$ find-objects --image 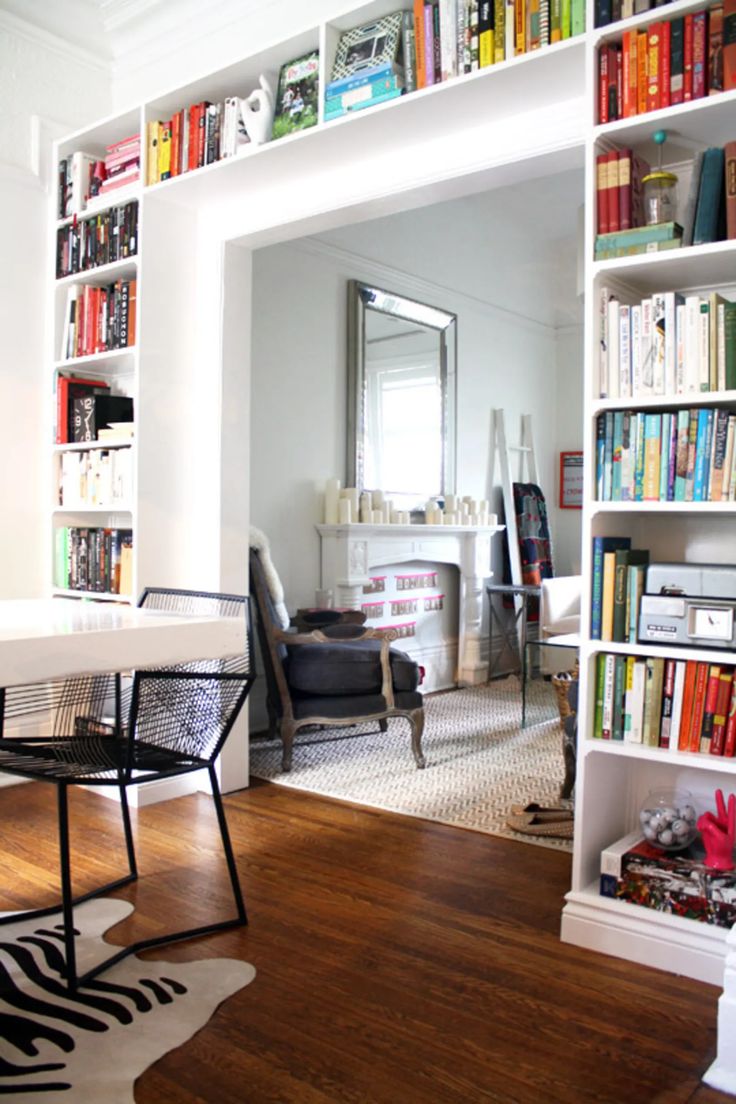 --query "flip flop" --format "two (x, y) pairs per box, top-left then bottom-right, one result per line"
(506, 812), (575, 838)
(509, 802), (574, 819)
